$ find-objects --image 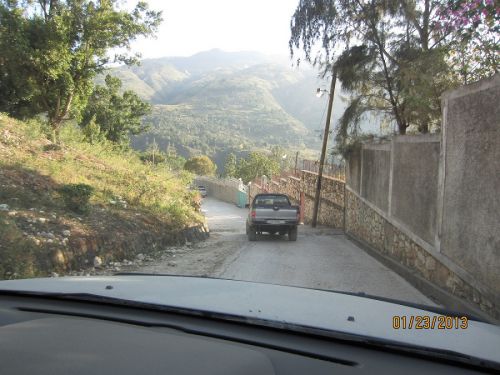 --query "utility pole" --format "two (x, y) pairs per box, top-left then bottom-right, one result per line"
(312, 72), (337, 228)
(294, 151), (299, 176)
